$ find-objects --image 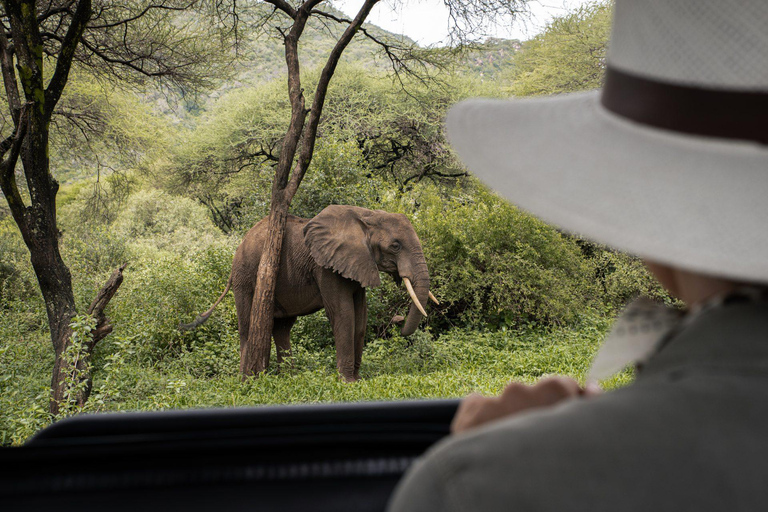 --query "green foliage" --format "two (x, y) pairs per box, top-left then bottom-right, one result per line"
(112, 189), (223, 253)
(109, 243), (236, 362)
(456, 38), (522, 79)
(51, 75), (174, 185)
(167, 65), (494, 232)
(0, 332), (51, 445)
(588, 246), (677, 308)
(507, 2), (612, 96)
(1, 310), (631, 444)
(55, 315), (97, 419)
(0, 219), (38, 308)
(382, 184), (601, 329)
